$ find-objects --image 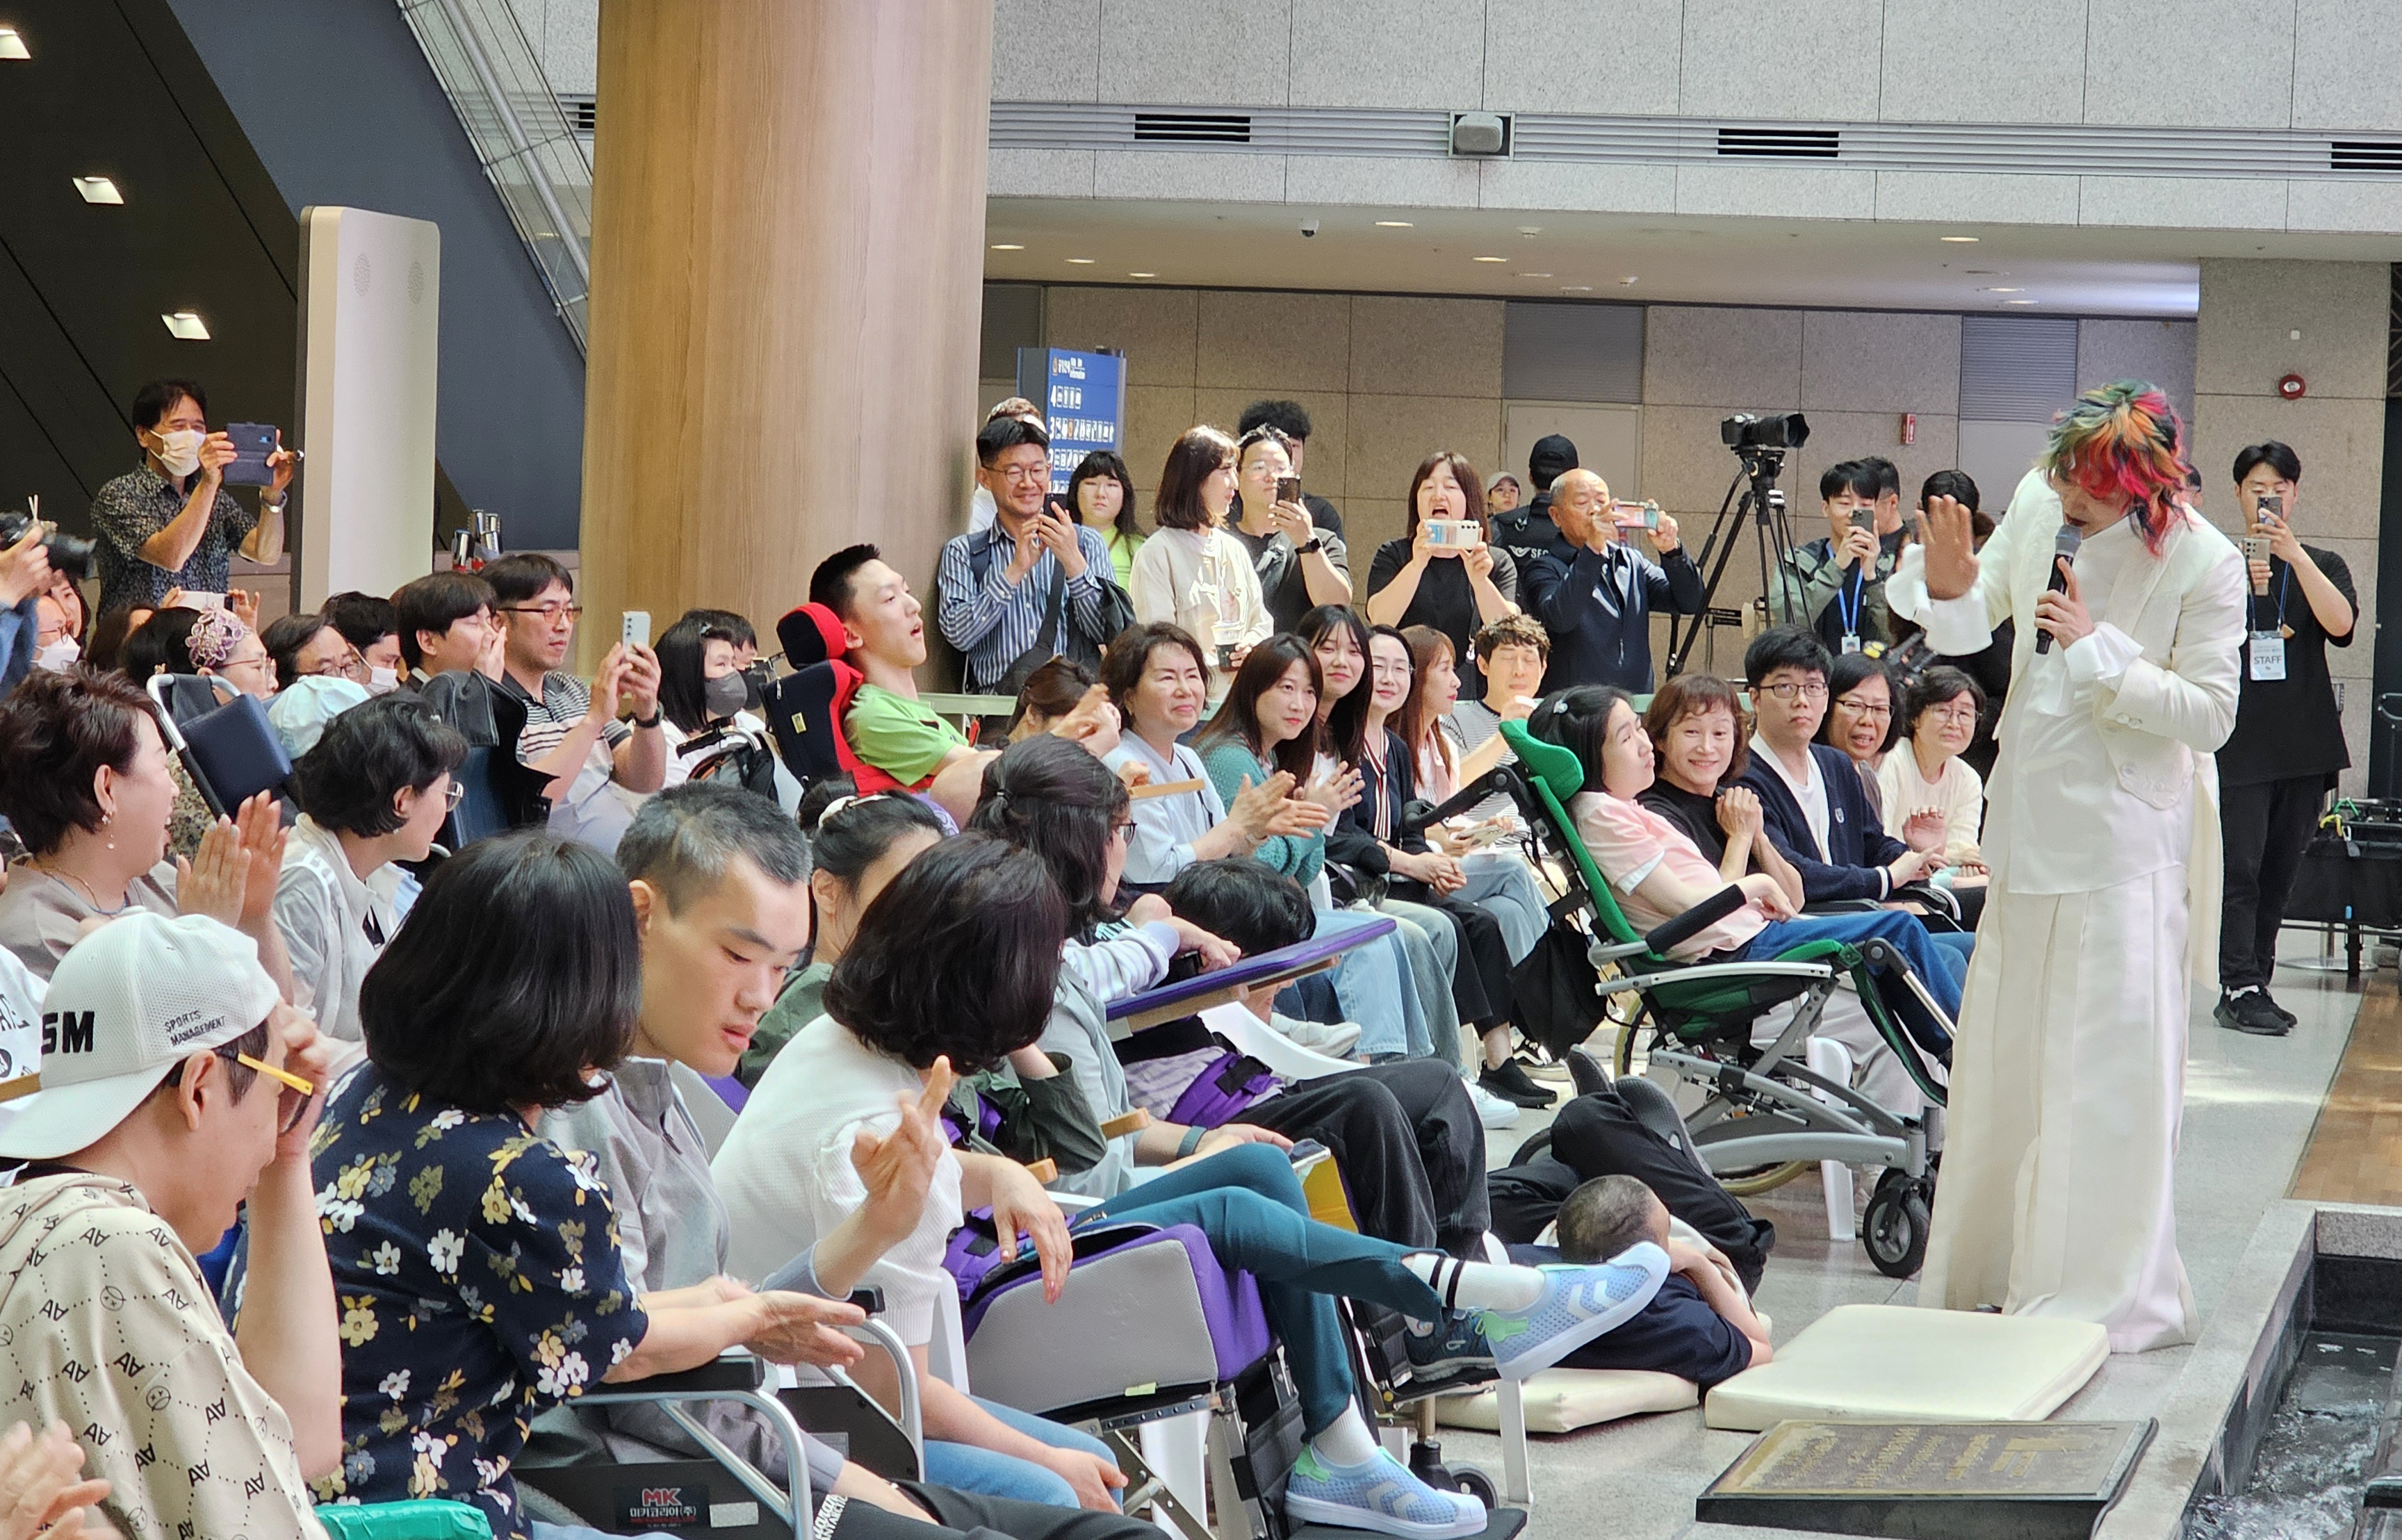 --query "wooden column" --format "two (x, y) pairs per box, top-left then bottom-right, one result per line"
(578, 0), (993, 663)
